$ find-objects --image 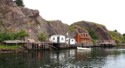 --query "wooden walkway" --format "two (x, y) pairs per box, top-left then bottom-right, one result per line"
(24, 42), (53, 50)
(24, 42), (77, 50)
(96, 40), (116, 46)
